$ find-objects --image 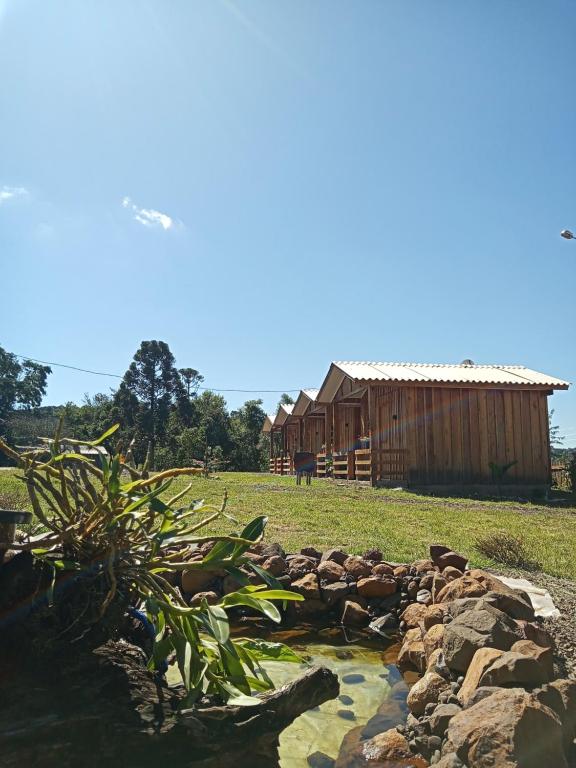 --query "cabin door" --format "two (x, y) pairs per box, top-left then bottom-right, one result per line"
(376, 388), (407, 484)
